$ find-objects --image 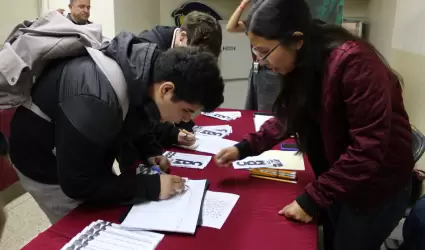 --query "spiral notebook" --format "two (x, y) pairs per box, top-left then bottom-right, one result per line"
(121, 179), (208, 234)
